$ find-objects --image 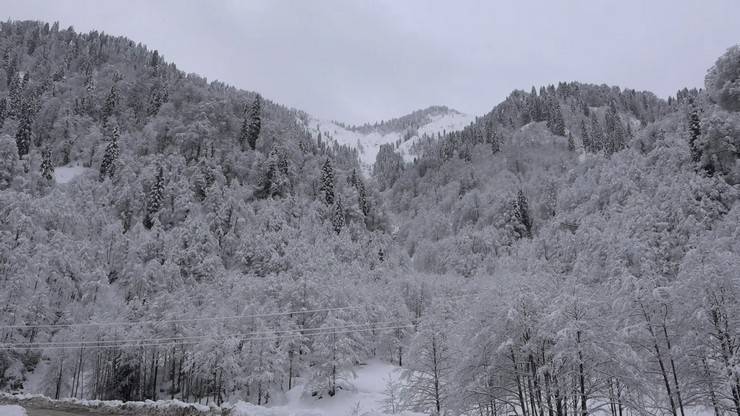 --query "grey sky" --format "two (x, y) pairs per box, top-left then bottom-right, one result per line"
(4, 0), (740, 123)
